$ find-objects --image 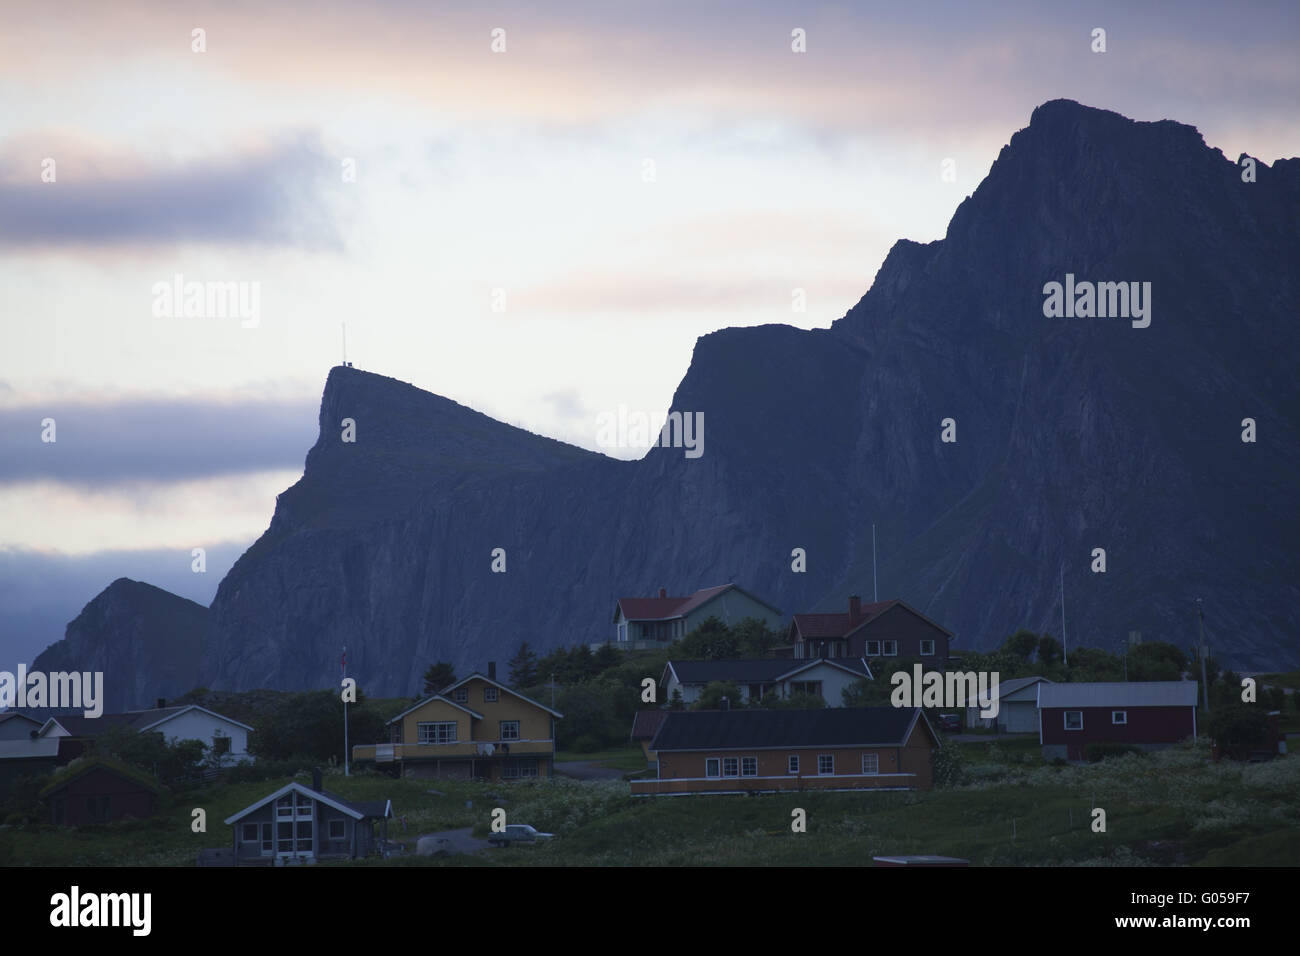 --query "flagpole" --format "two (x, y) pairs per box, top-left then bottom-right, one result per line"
(343, 645), (350, 777)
